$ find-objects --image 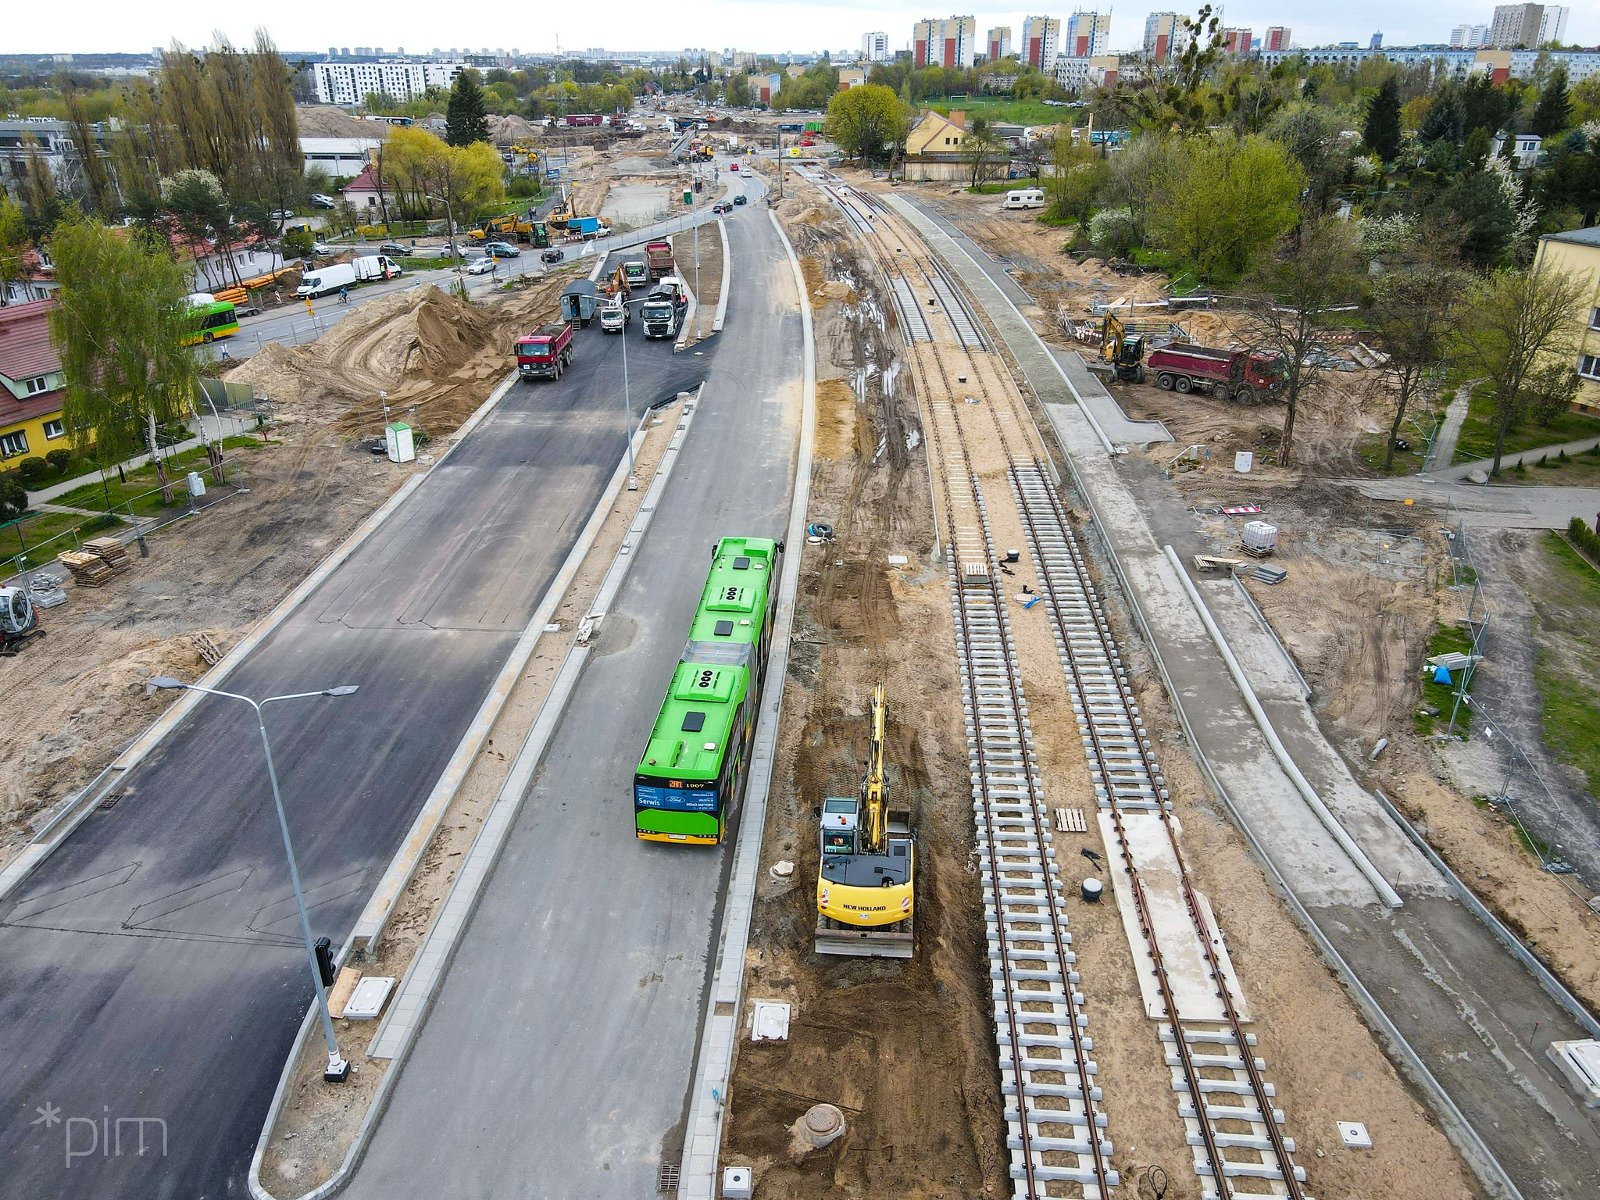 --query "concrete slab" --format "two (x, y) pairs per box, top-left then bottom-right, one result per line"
(1100, 811), (1247, 1023)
